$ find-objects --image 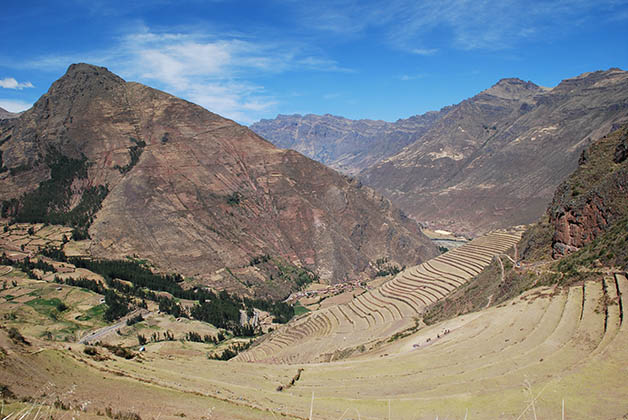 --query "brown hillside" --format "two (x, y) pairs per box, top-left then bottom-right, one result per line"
(363, 69), (628, 235)
(0, 63), (437, 298)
